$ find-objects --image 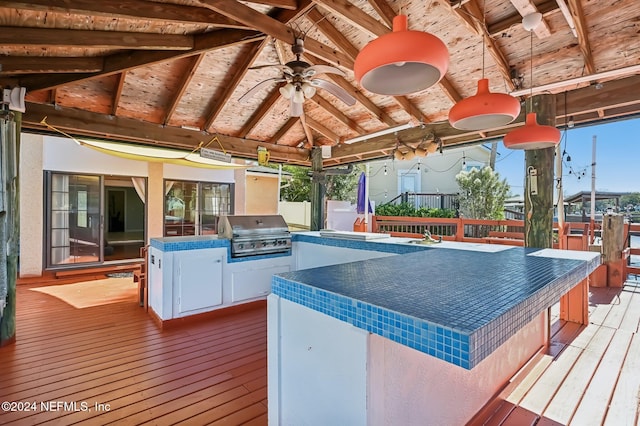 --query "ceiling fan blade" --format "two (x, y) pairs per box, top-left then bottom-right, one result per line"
(277, 64), (295, 76)
(238, 78), (285, 103)
(309, 79), (356, 106)
(303, 65), (345, 78)
(290, 98), (303, 117)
